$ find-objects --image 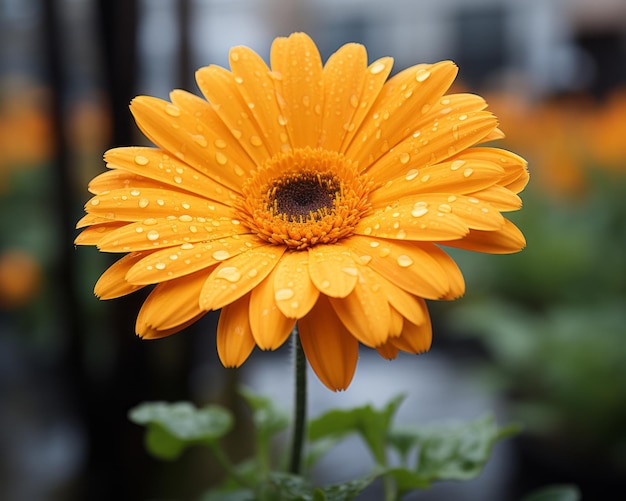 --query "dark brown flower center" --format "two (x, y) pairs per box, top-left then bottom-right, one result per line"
(271, 173), (339, 221)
